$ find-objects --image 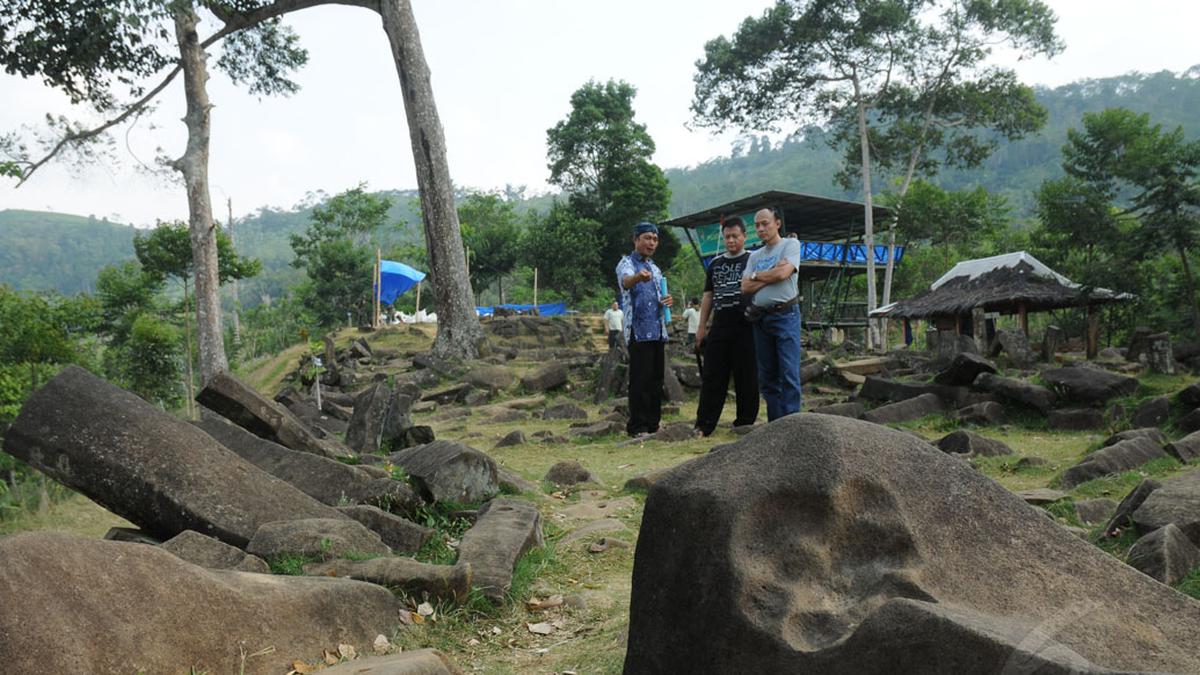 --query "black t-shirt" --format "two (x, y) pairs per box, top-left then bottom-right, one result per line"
(704, 252), (751, 325)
